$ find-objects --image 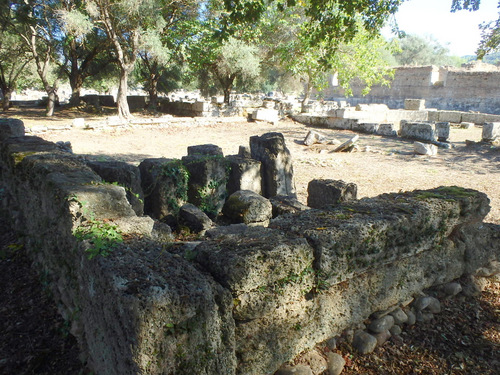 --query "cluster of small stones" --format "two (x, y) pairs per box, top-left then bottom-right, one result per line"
(272, 277), (490, 375)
